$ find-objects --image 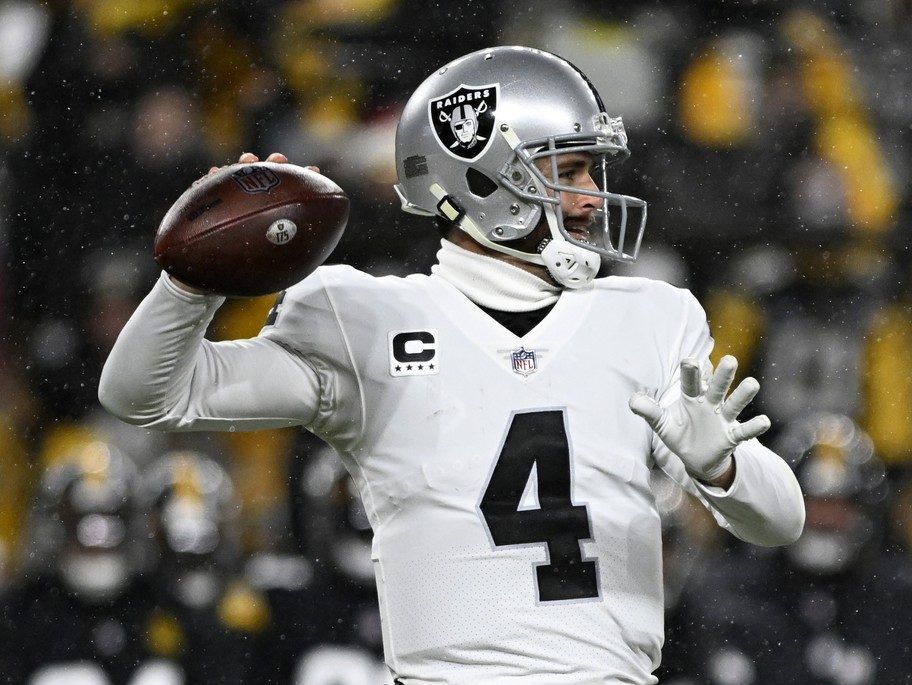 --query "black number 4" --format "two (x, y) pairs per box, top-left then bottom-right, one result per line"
(479, 409), (599, 602)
